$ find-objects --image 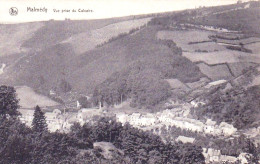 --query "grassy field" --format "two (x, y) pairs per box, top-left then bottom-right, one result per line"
(157, 30), (213, 43)
(184, 42), (226, 52)
(183, 51), (260, 65)
(15, 86), (59, 109)
(21, 17), (135, 49)
(0, 22), (43, 57)
(216, 37), (260, 45)
(188, 6), (260, 34)
(156, 30), (225, 52)
(197, 63), (233, 80)
(228, 62), (258, 77)
(165, 79), (190, 90)
(245, 42), (260, 54)
(63, 18), (151, 54)
(186, 77), (210, 89)
(250, 75), (260, 87)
